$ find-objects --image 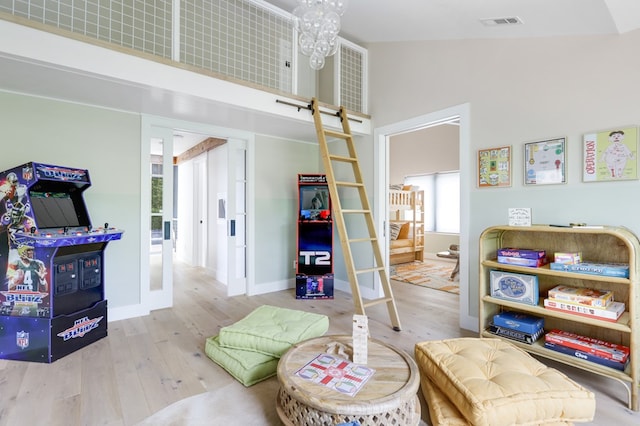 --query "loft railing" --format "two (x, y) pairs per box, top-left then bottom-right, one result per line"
(0, 0), (367, 113)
